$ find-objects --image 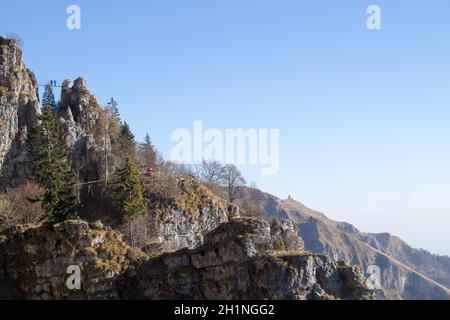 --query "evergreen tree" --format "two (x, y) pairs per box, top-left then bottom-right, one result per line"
(42, 83), (58, 111)
(120, 122), (136, 160)
(115, 157), (147, 219)
(107, 98), (120, 121)
(138, 133), (157, 170)
(103, 99), (121, 162)
(27, 106), (77, 222)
